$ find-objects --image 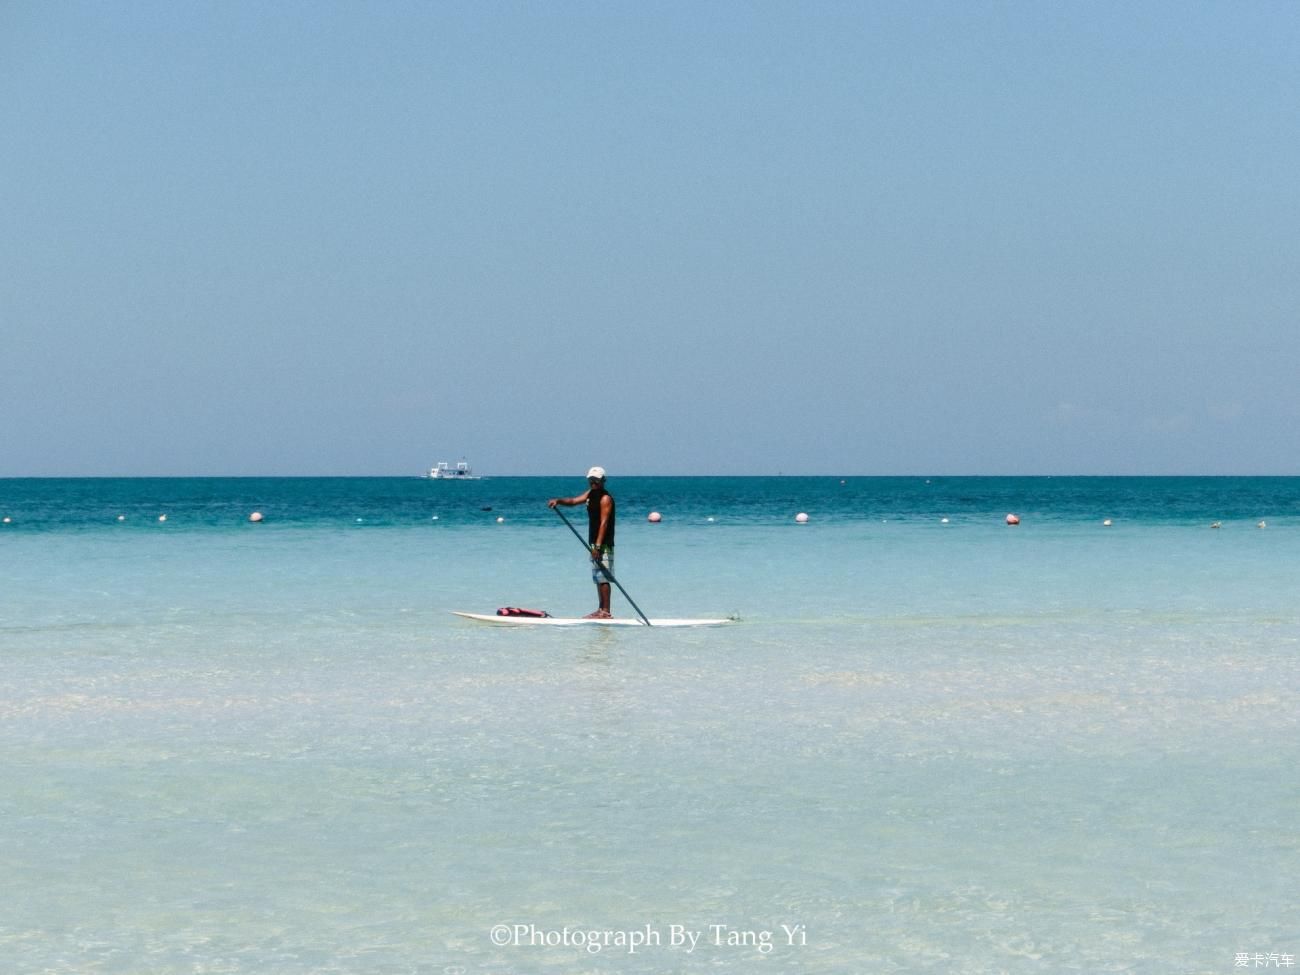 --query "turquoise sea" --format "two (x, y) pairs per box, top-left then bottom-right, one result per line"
(1, 477), (1297, 974)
